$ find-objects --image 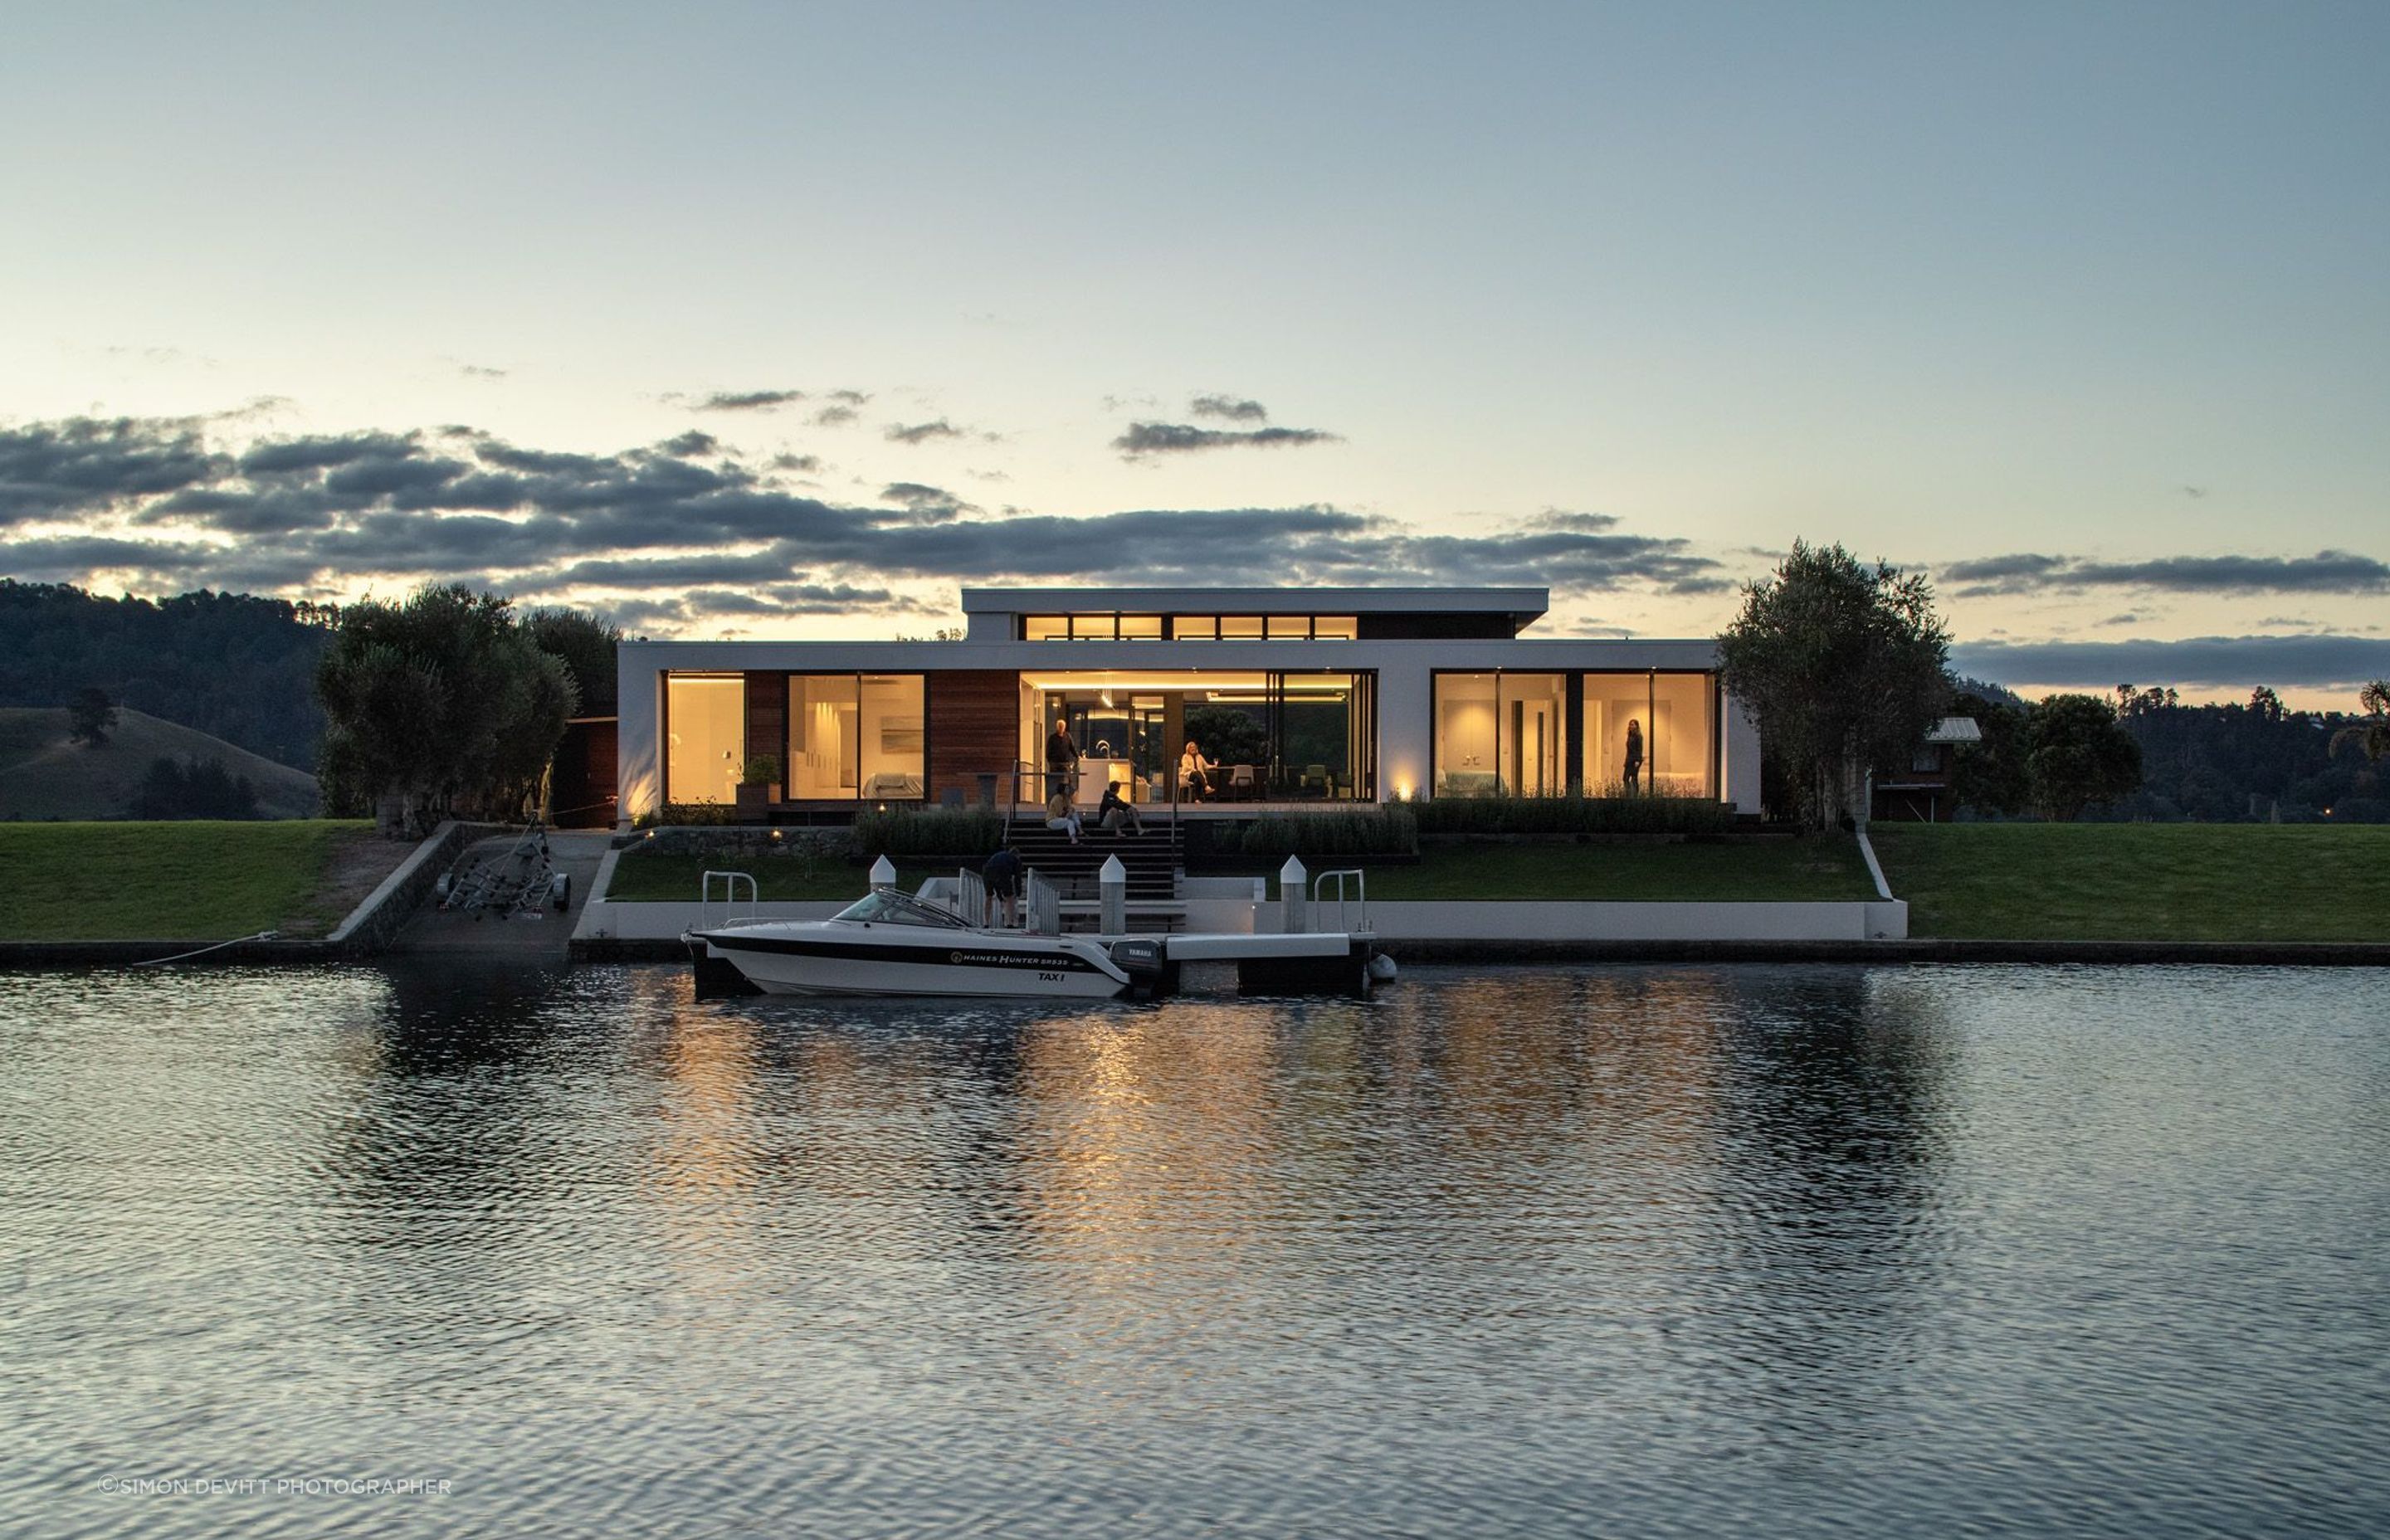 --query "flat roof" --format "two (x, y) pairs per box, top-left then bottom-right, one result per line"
(958, 586), (1549, 618)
